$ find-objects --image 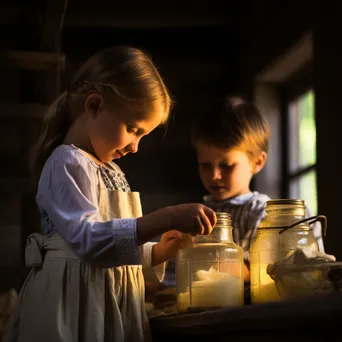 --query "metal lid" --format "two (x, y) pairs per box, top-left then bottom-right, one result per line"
(266, 199), (305, 206)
